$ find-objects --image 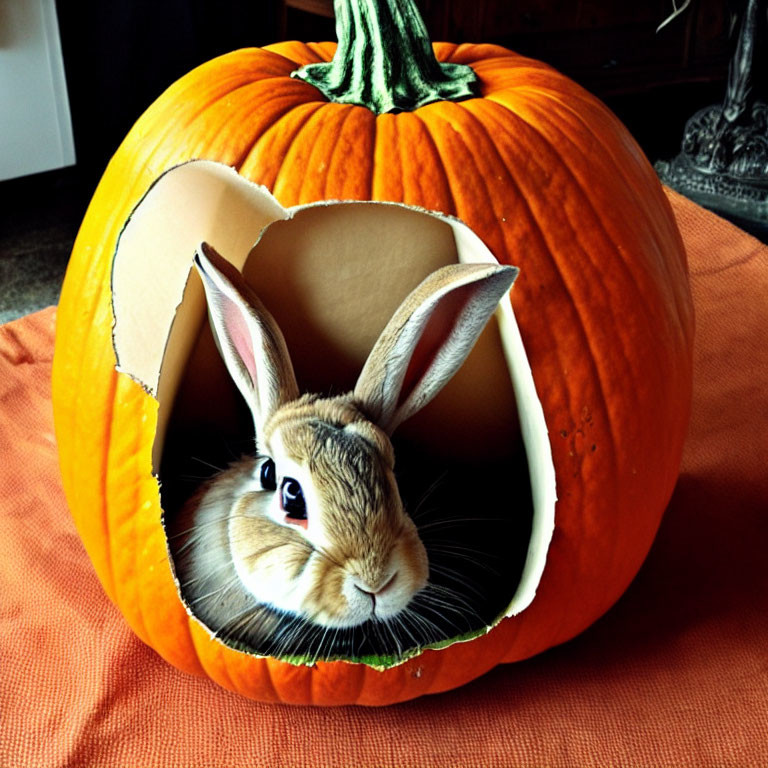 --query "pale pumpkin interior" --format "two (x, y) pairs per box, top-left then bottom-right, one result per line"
(112, 160), (556, 667)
